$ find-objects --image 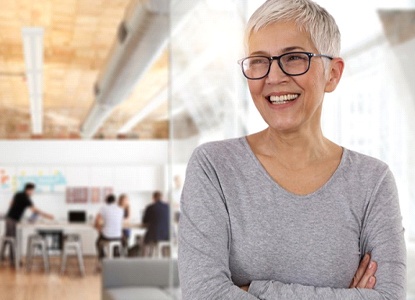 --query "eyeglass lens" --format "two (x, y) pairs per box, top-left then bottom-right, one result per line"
(242, 52), (310, 79)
